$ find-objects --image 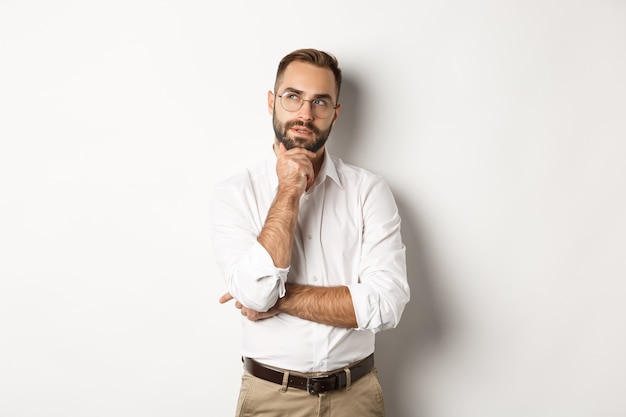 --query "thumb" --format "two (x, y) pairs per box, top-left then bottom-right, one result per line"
(219, 292), (234, 304)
